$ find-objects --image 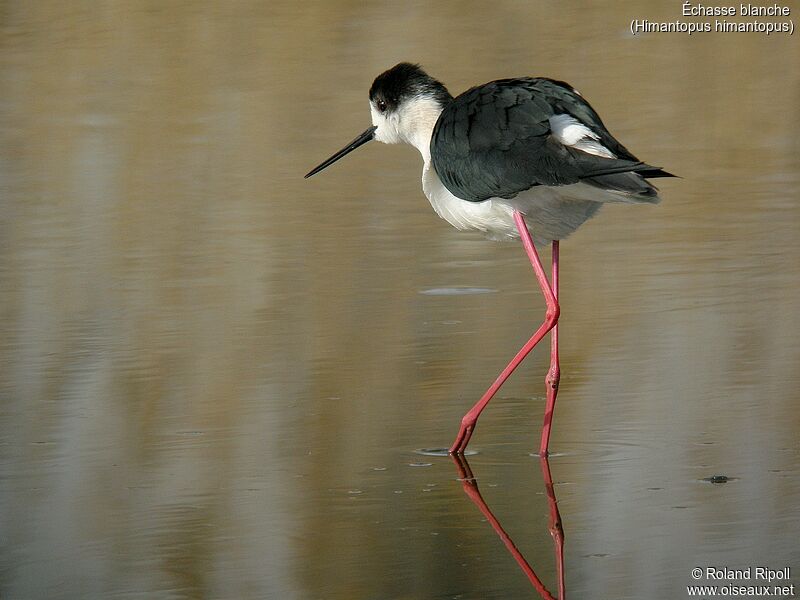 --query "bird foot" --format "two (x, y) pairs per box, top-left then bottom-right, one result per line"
(449, 421), (475, 454)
